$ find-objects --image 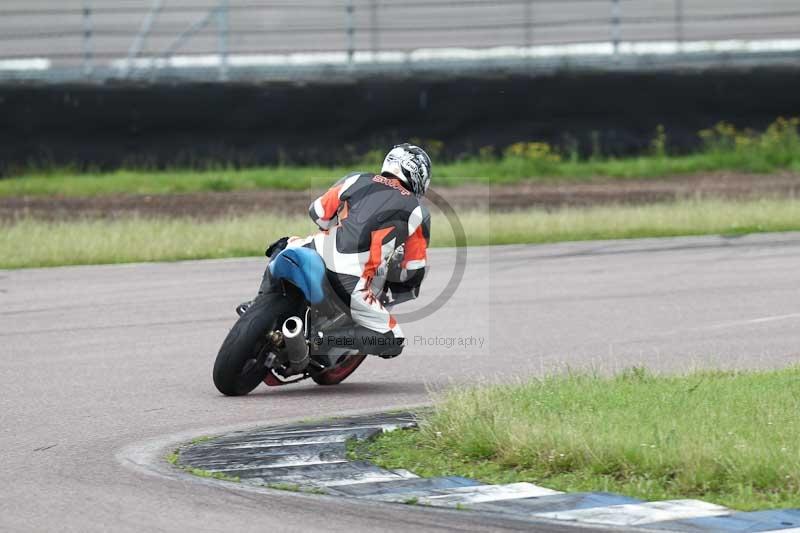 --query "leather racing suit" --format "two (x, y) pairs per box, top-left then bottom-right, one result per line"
(292, 172), (430, 357)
